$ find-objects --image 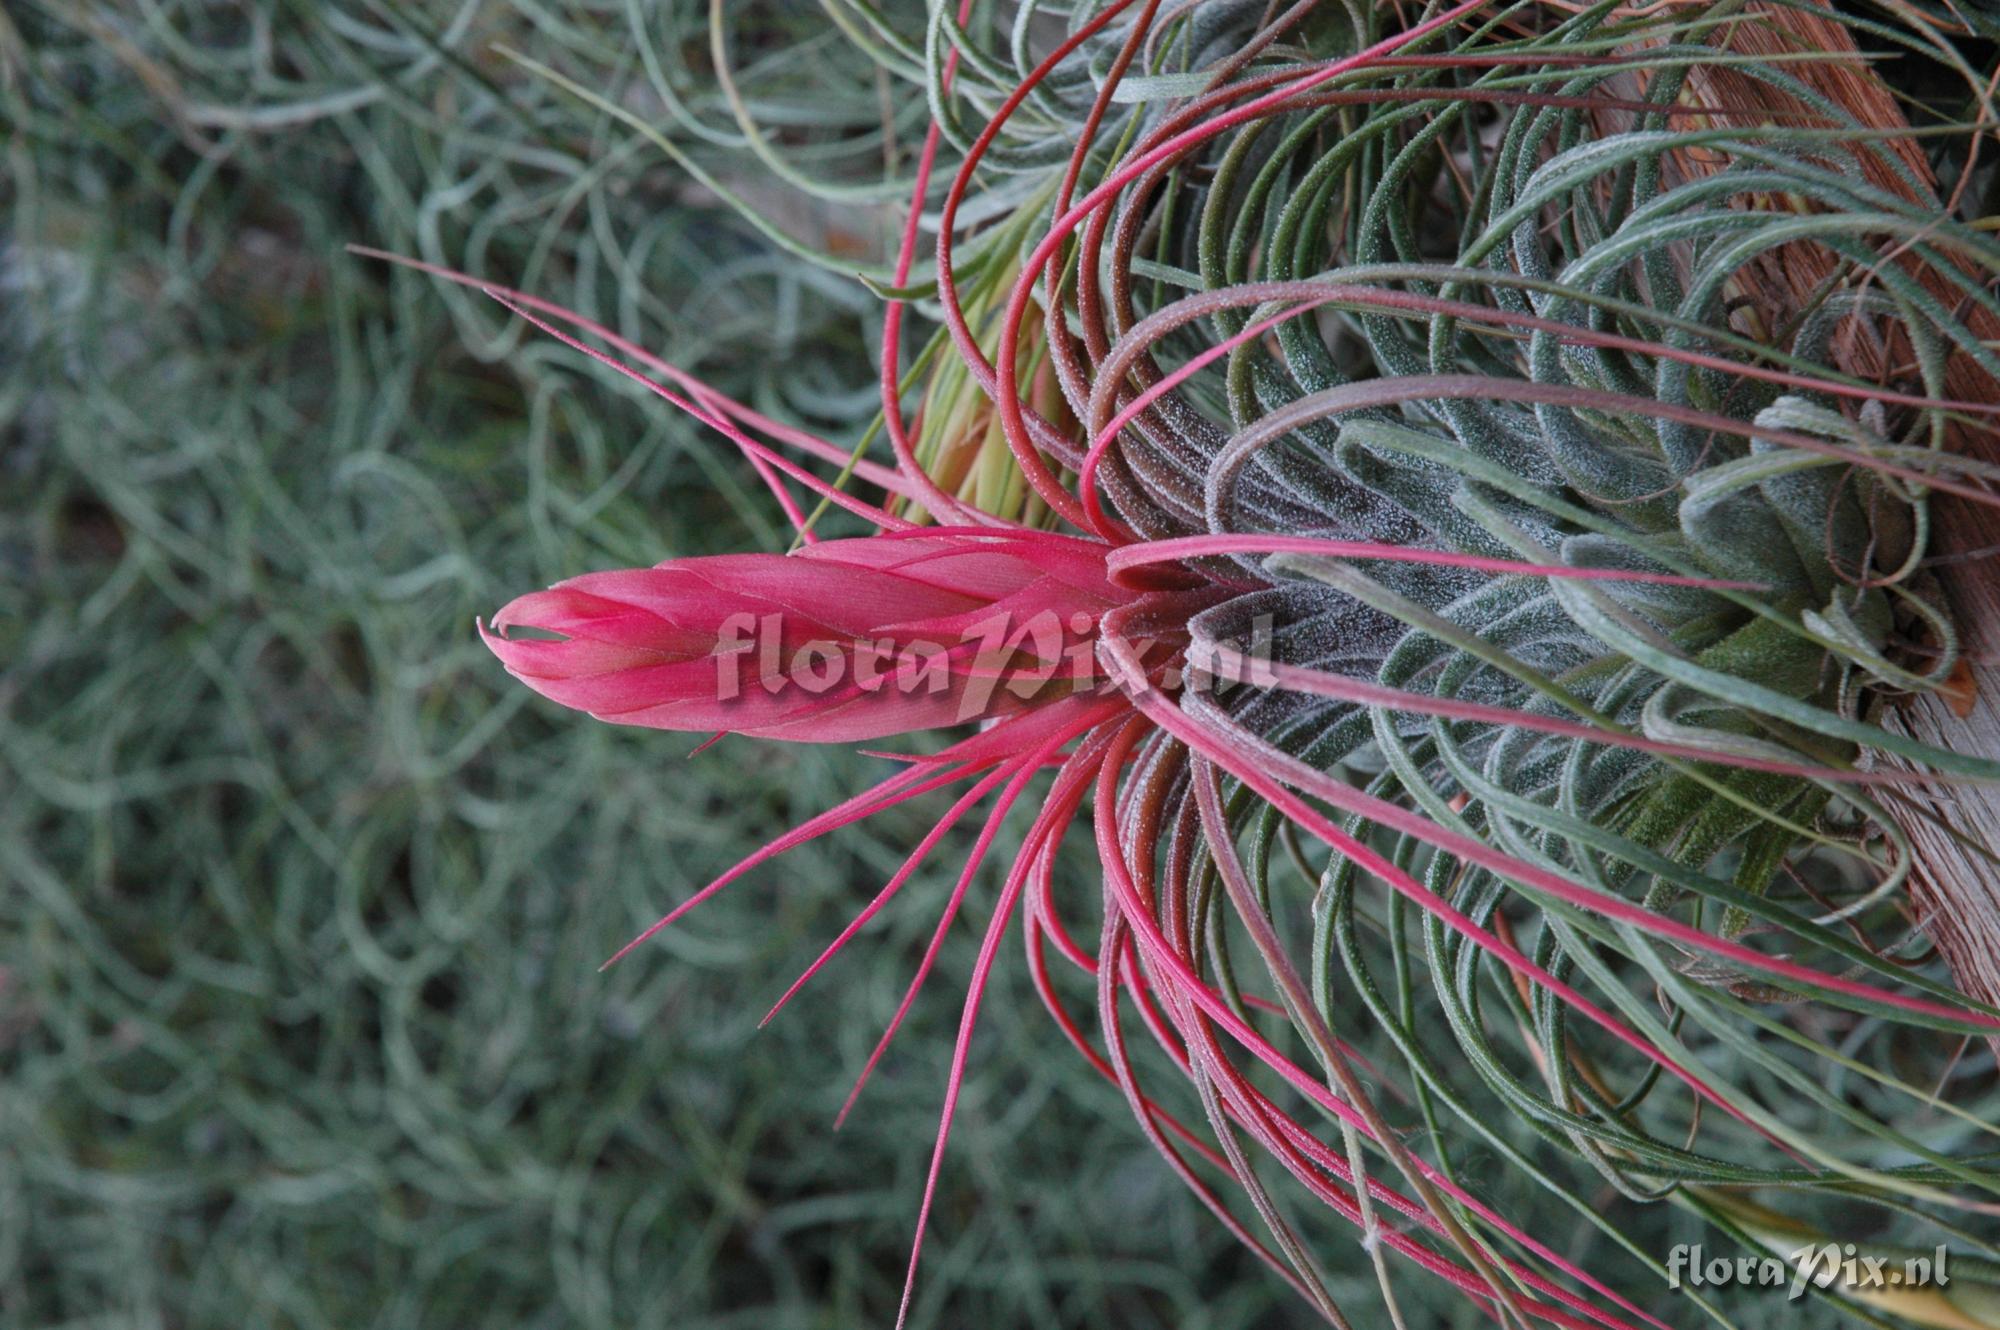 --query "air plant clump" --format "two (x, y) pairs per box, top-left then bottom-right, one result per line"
(401, 1), (2000, 1326)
